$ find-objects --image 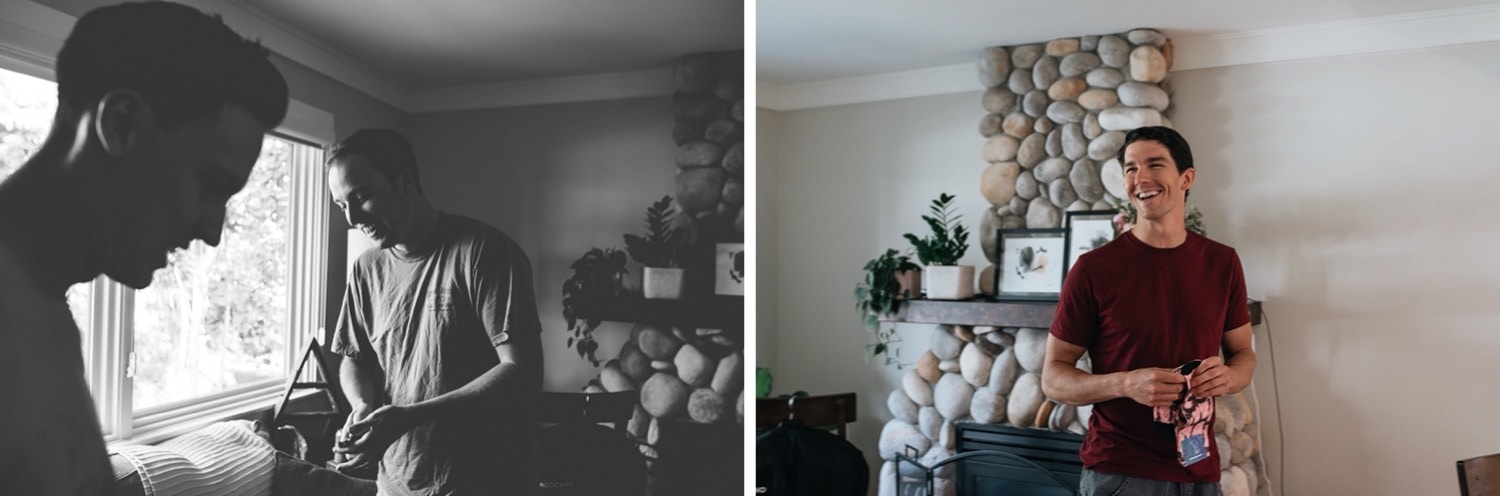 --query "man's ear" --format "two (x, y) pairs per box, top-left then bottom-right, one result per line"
(93, 90), (150, 158)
